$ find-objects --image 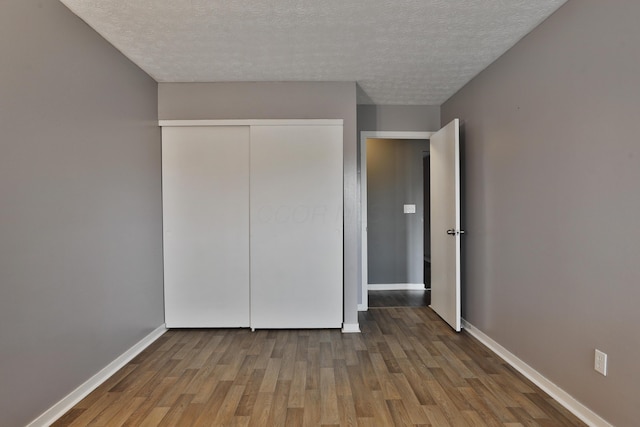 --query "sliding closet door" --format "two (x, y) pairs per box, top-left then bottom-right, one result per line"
(250, 124), (343, 329)
(162, 126), (250, 327)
